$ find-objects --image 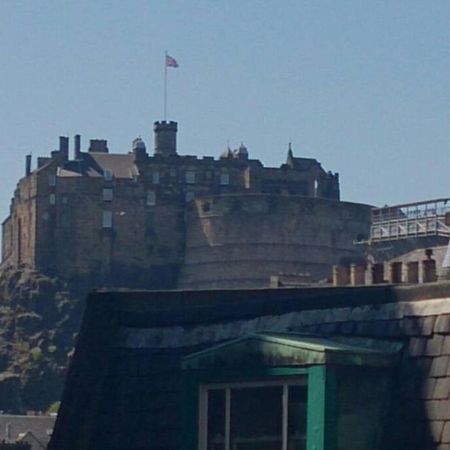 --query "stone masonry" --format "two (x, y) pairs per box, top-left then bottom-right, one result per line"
(1, 122), (371, 288)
